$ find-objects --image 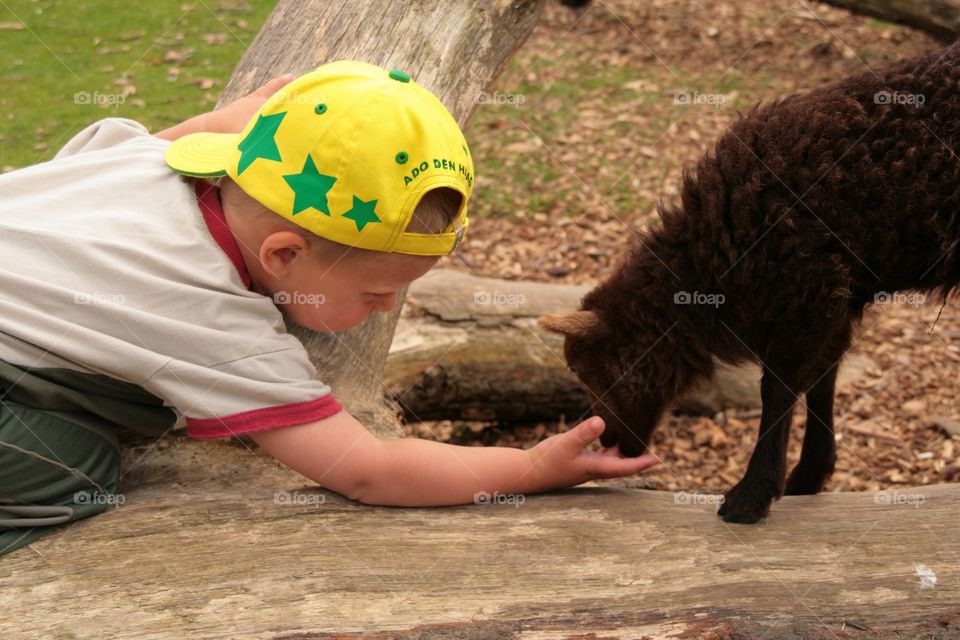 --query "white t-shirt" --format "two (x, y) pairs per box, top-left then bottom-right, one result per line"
(0, 118), (341, 438)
